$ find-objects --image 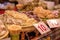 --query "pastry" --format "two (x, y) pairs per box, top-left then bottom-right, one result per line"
(33, 7), (58, 19)
(4, 10), (37, 27)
